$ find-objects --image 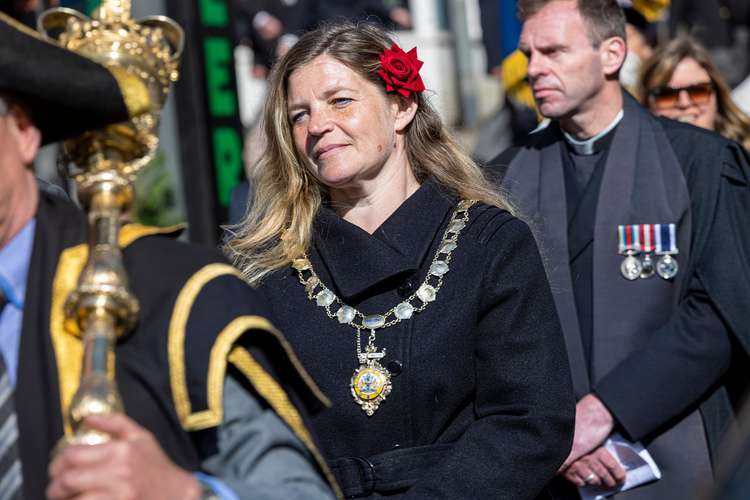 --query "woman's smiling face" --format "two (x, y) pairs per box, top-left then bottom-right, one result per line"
(648, 57), (717, 130)
(286, 54), (404, 190)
